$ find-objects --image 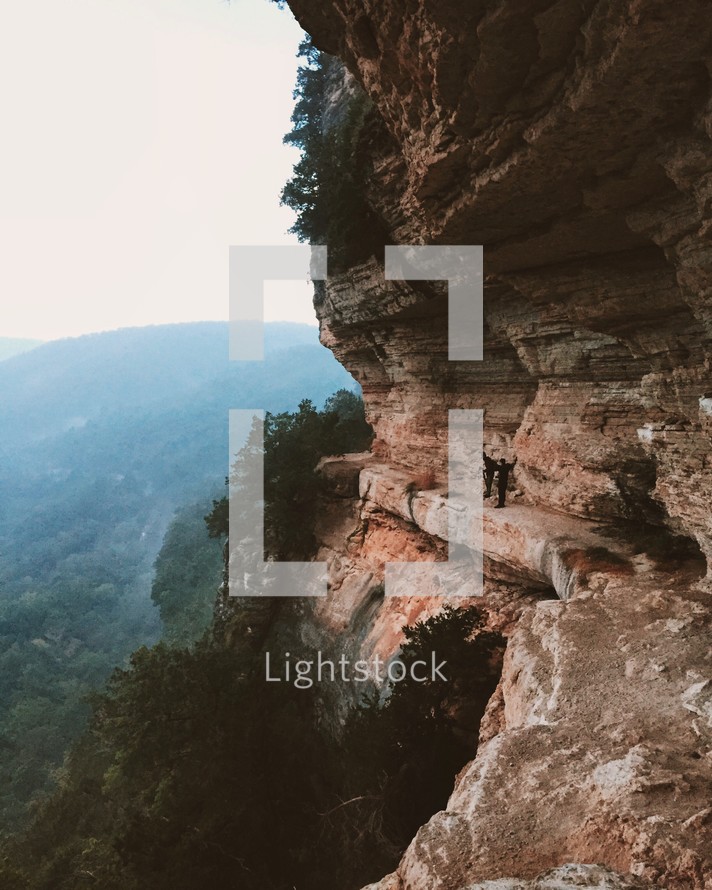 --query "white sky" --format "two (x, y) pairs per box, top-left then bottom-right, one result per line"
(0, 0), (317, 340)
